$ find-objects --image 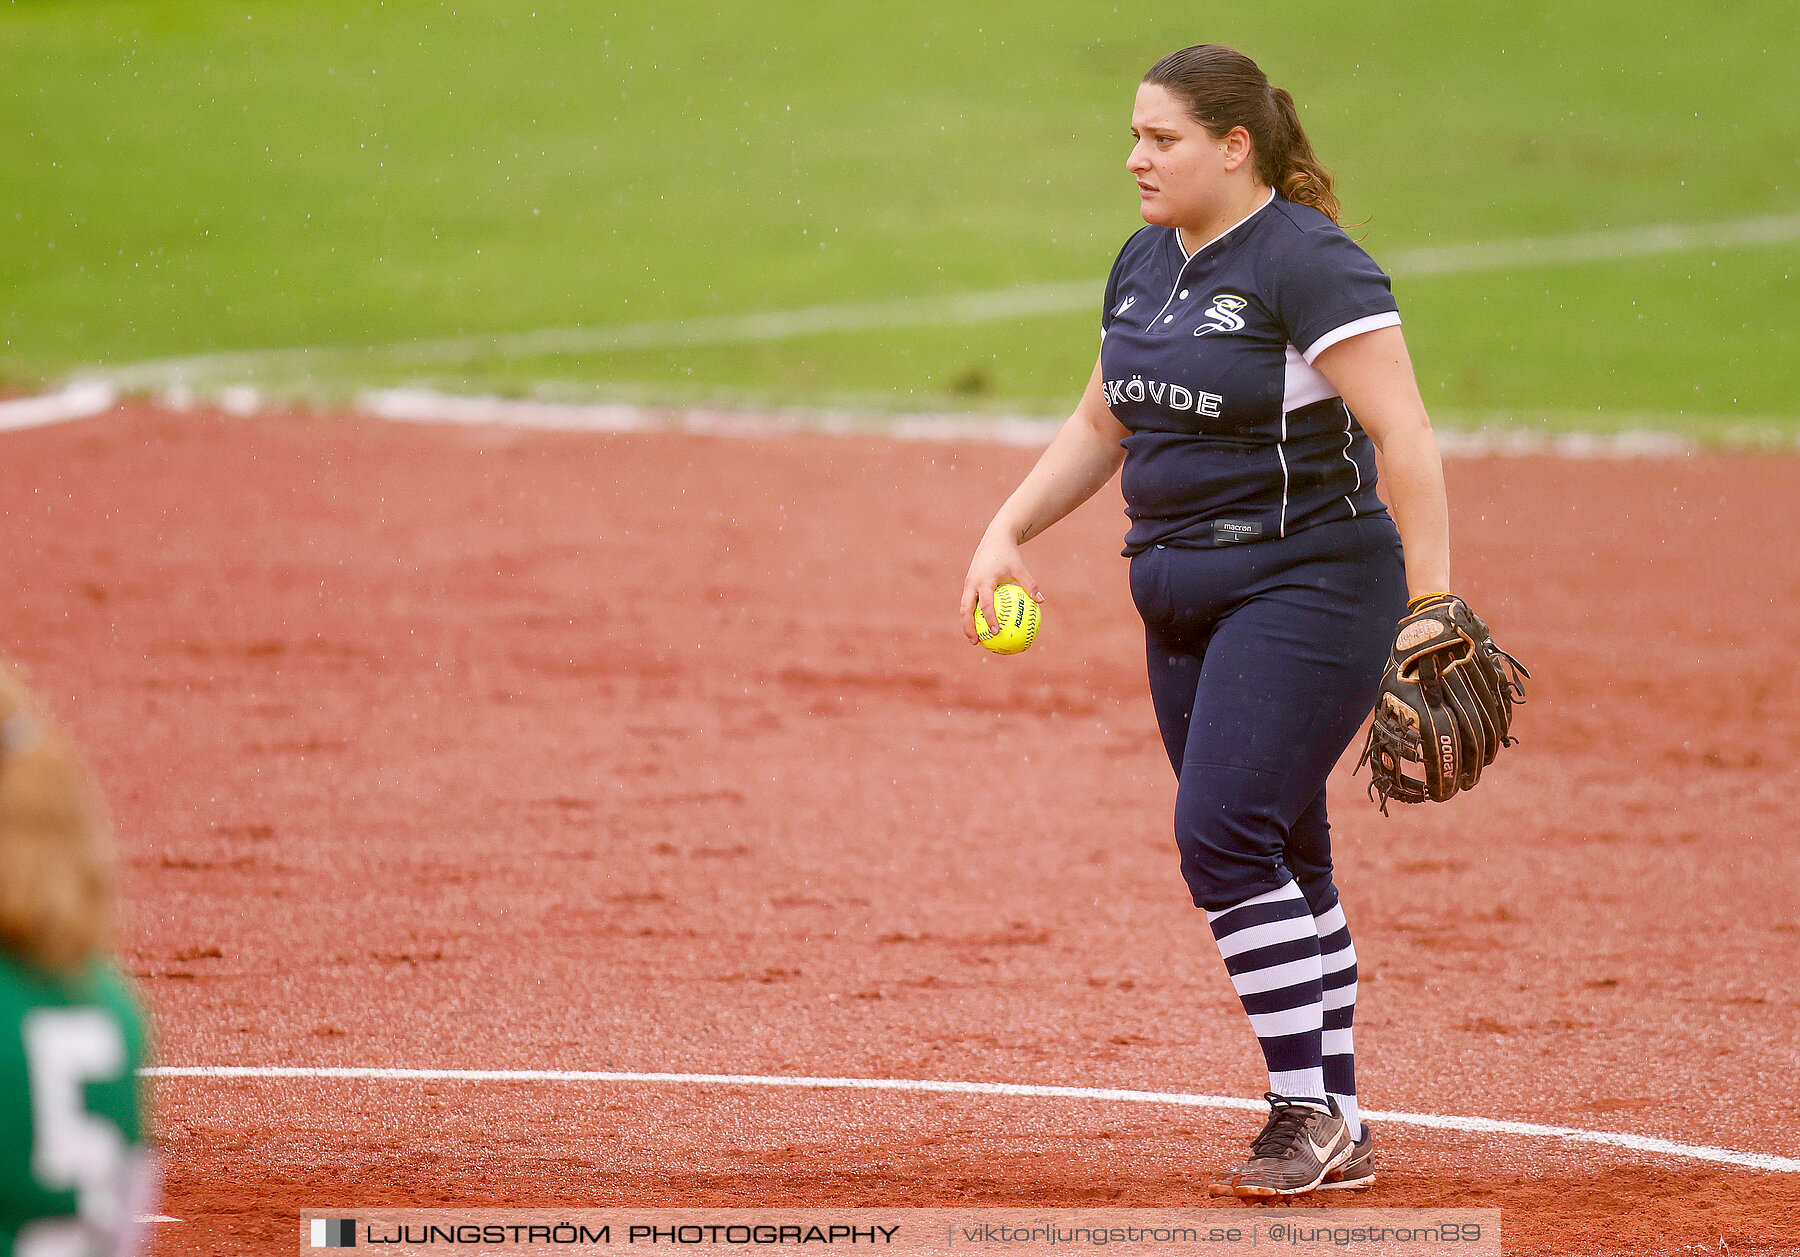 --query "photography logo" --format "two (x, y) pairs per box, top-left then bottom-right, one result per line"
(309, 1218), (357, 1248)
